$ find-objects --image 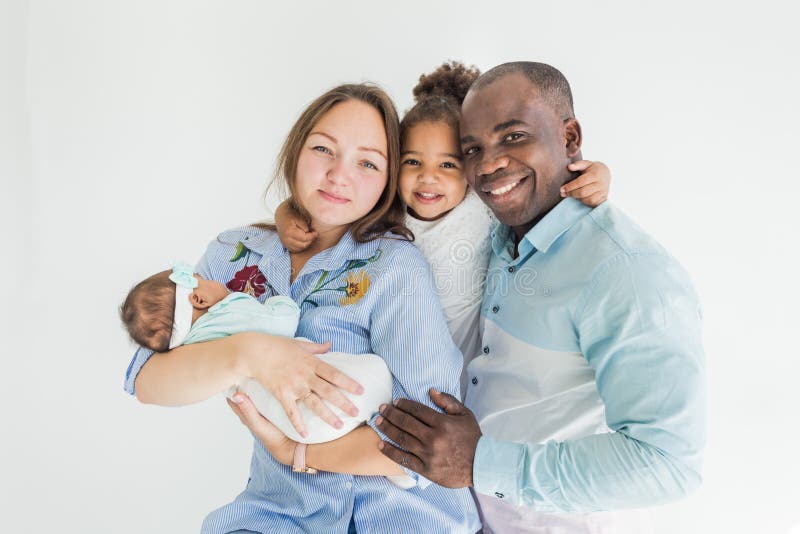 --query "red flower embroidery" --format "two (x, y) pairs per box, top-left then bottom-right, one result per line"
(226, 265), (267, 297)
